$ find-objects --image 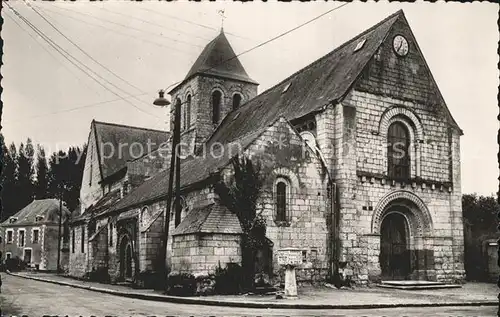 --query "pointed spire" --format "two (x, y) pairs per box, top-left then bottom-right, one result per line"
(182, 31), (258, 85)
